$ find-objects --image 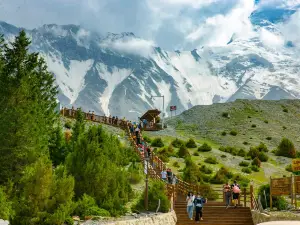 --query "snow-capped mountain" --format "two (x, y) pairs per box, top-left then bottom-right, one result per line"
(1, 5), (300, 120)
